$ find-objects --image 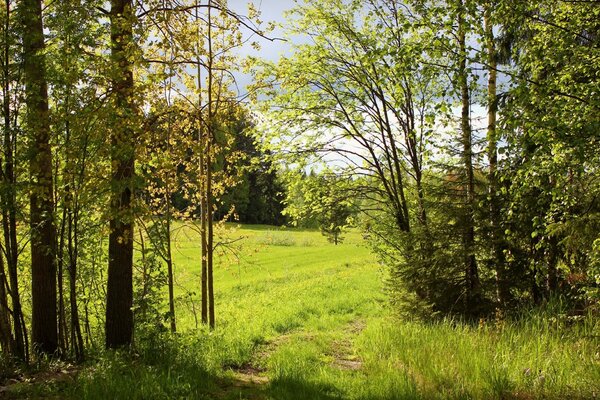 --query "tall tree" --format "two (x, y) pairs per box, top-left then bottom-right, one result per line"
(1, 0), (27, 360)
(105, 0), (136, 349)
(482, 0), (506, 305)
(456, 0), (479, 312)
(45, 0), (104, 359)
(21, 0), (58, 354)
